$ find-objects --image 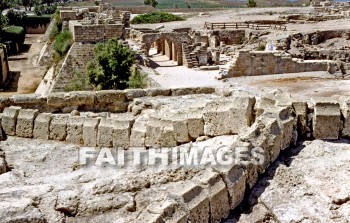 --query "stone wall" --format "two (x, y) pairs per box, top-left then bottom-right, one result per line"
(0, 86), (348, 222)
(0, 48), (9, 89)
(70, 23), (125, 43)
(227, 50), (329, 77)
(50, 43), (95, 92)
